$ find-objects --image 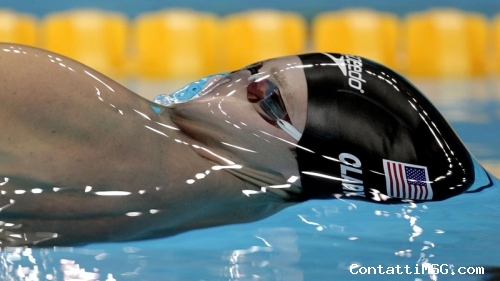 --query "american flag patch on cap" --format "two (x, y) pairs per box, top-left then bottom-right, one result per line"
(383, 159), (433, 200)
